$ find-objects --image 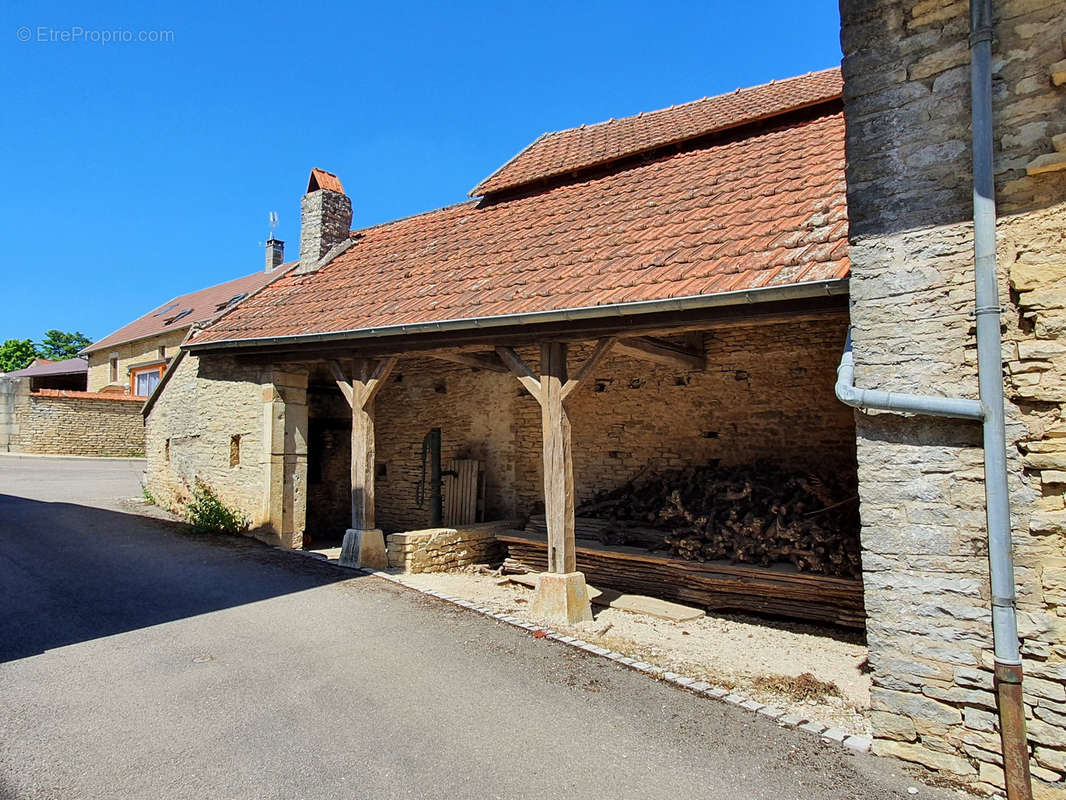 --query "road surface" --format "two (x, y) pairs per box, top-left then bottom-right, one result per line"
(0, 455), (959, 799)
